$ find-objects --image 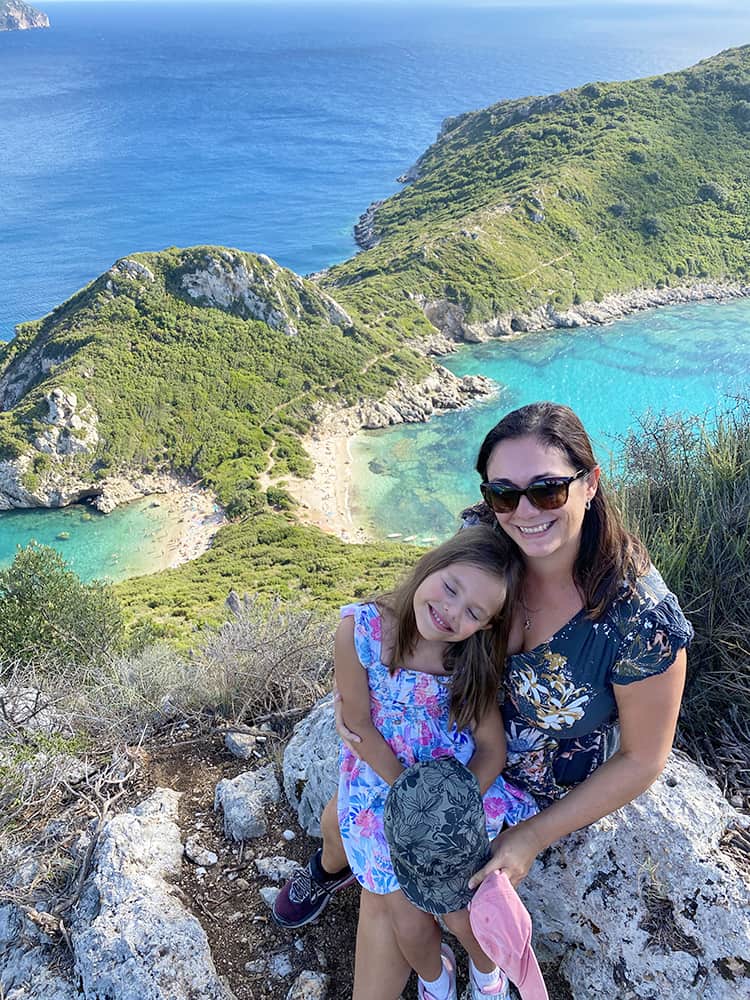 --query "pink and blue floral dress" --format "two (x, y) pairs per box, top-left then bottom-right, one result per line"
(337, 602), (538, 896)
